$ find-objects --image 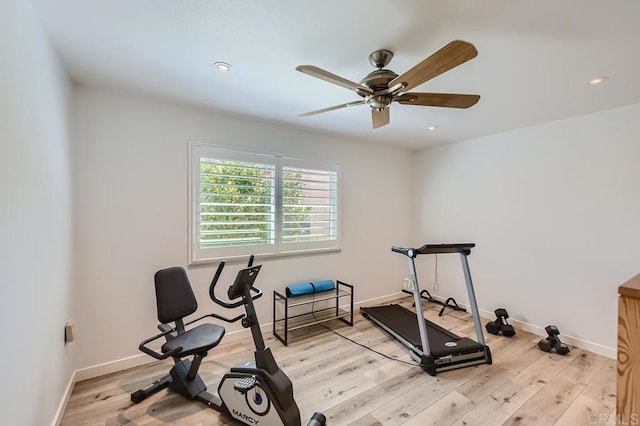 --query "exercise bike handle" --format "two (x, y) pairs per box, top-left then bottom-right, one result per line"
(137, 329), (184, 360)
(138, 309), (246, 360)
(209, 258), (262, 309)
